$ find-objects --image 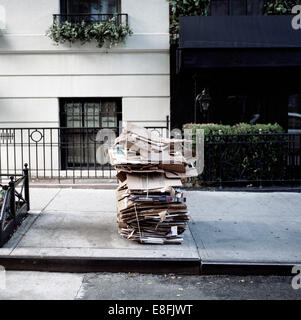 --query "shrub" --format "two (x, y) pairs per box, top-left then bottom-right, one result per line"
(183, 122), (284, 135)
(168, 0), (210, 43)
(264, 0), (301, 15)
(183, 123), (287, 187)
